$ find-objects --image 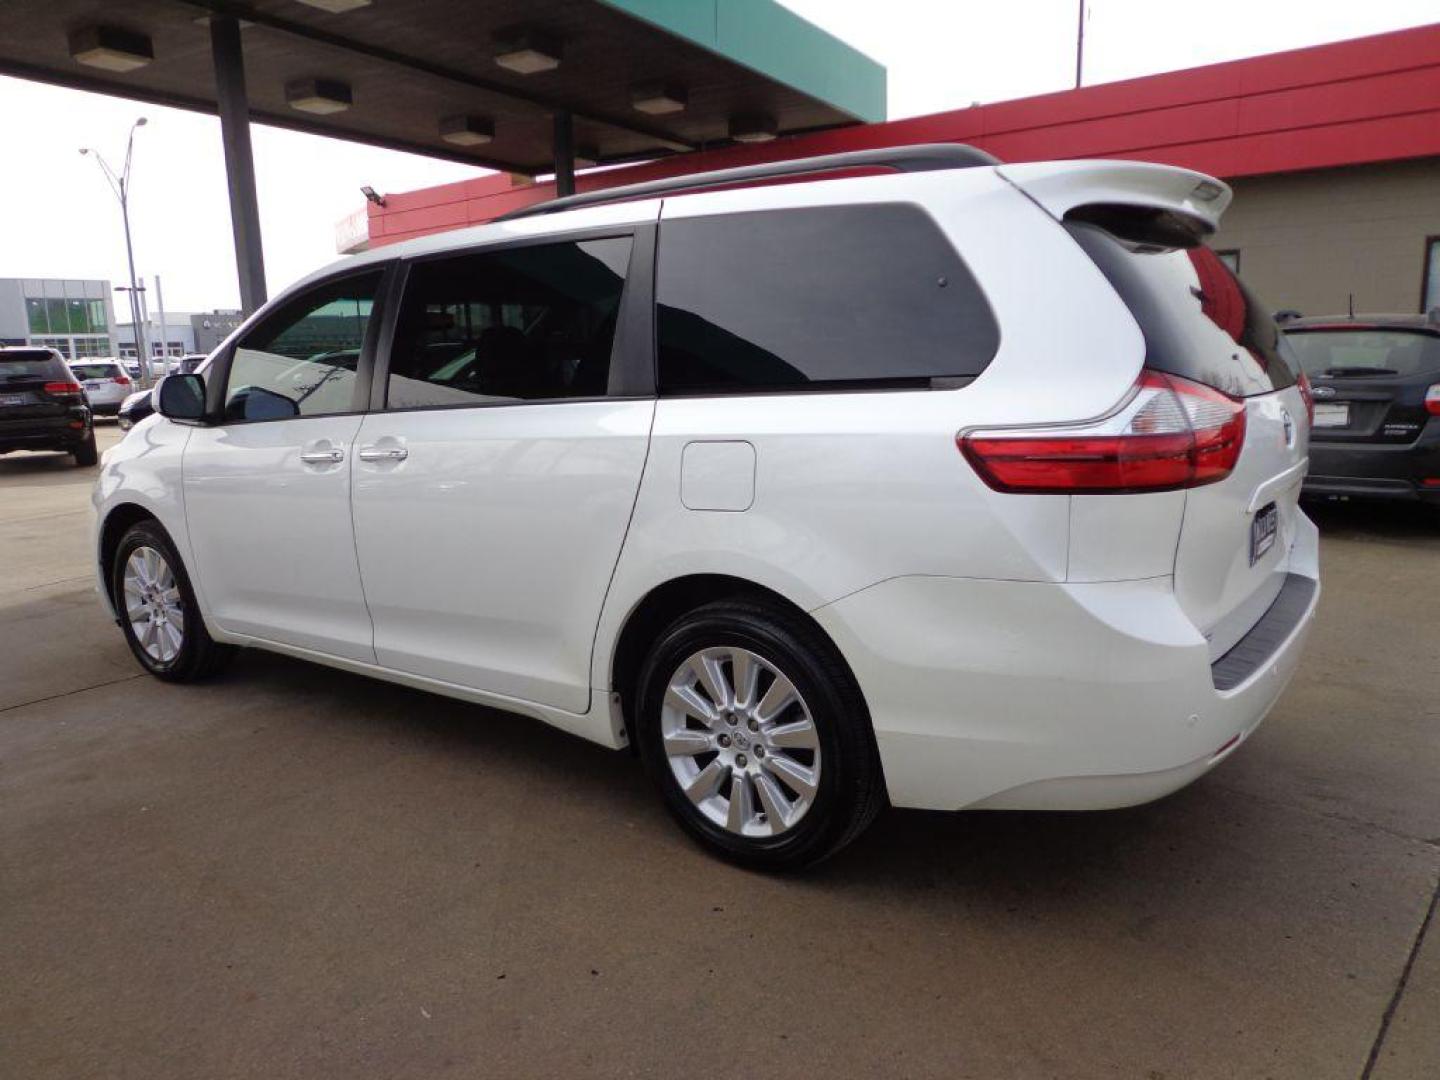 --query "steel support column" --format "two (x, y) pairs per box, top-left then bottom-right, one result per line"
(553, 111), (575, 198)
(210, 15), (267, 314)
